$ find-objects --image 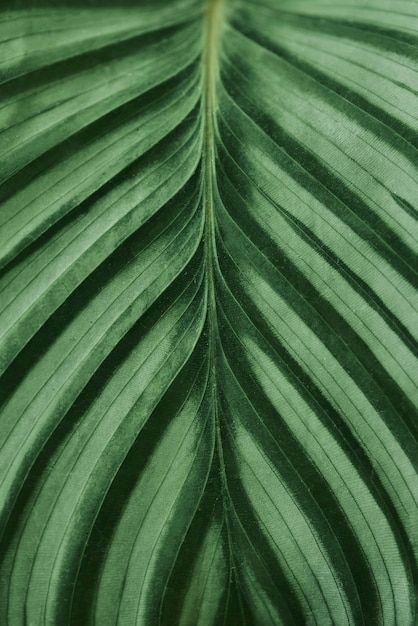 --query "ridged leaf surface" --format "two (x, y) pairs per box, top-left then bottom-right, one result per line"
(0, 0), (417, 624)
